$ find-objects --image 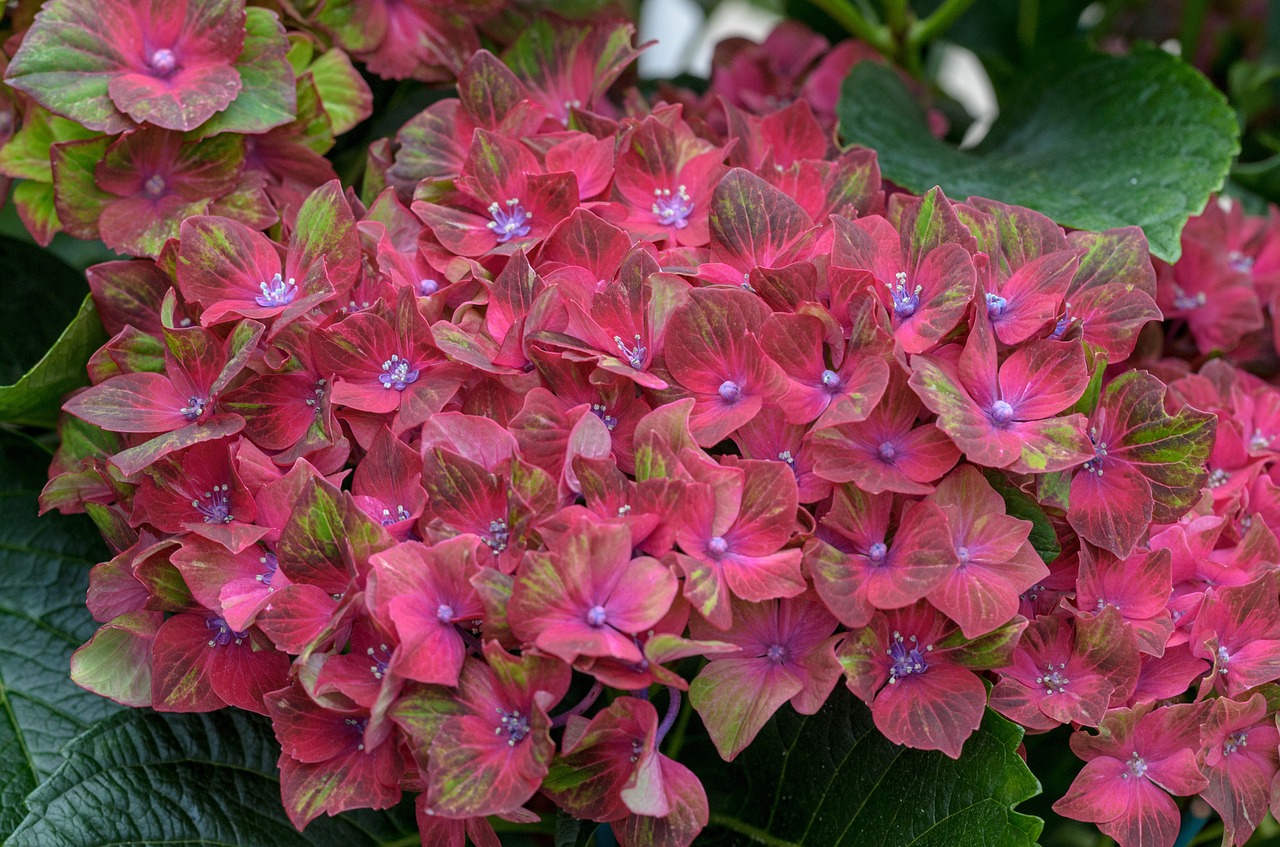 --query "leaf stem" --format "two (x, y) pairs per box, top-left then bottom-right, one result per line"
(907, 0), (977, 49)
(1017, 0), (1039, 54)
(806, 0), (894, 56)
(707, 812), (802, 847)
(662, 684), (694, 759)
(655, 685), (681, 743)
(551, 680), (602, 728)
(1179, 0), (1209, 64)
